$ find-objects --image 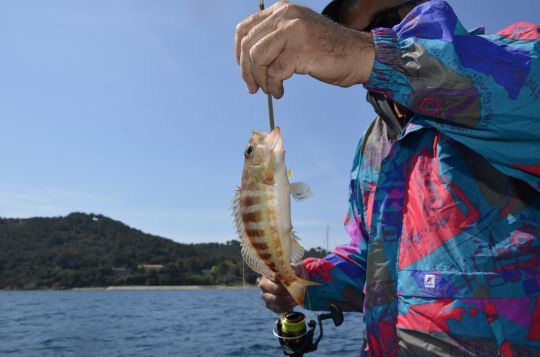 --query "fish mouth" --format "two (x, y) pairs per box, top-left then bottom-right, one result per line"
(266, 127), (283, 153)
